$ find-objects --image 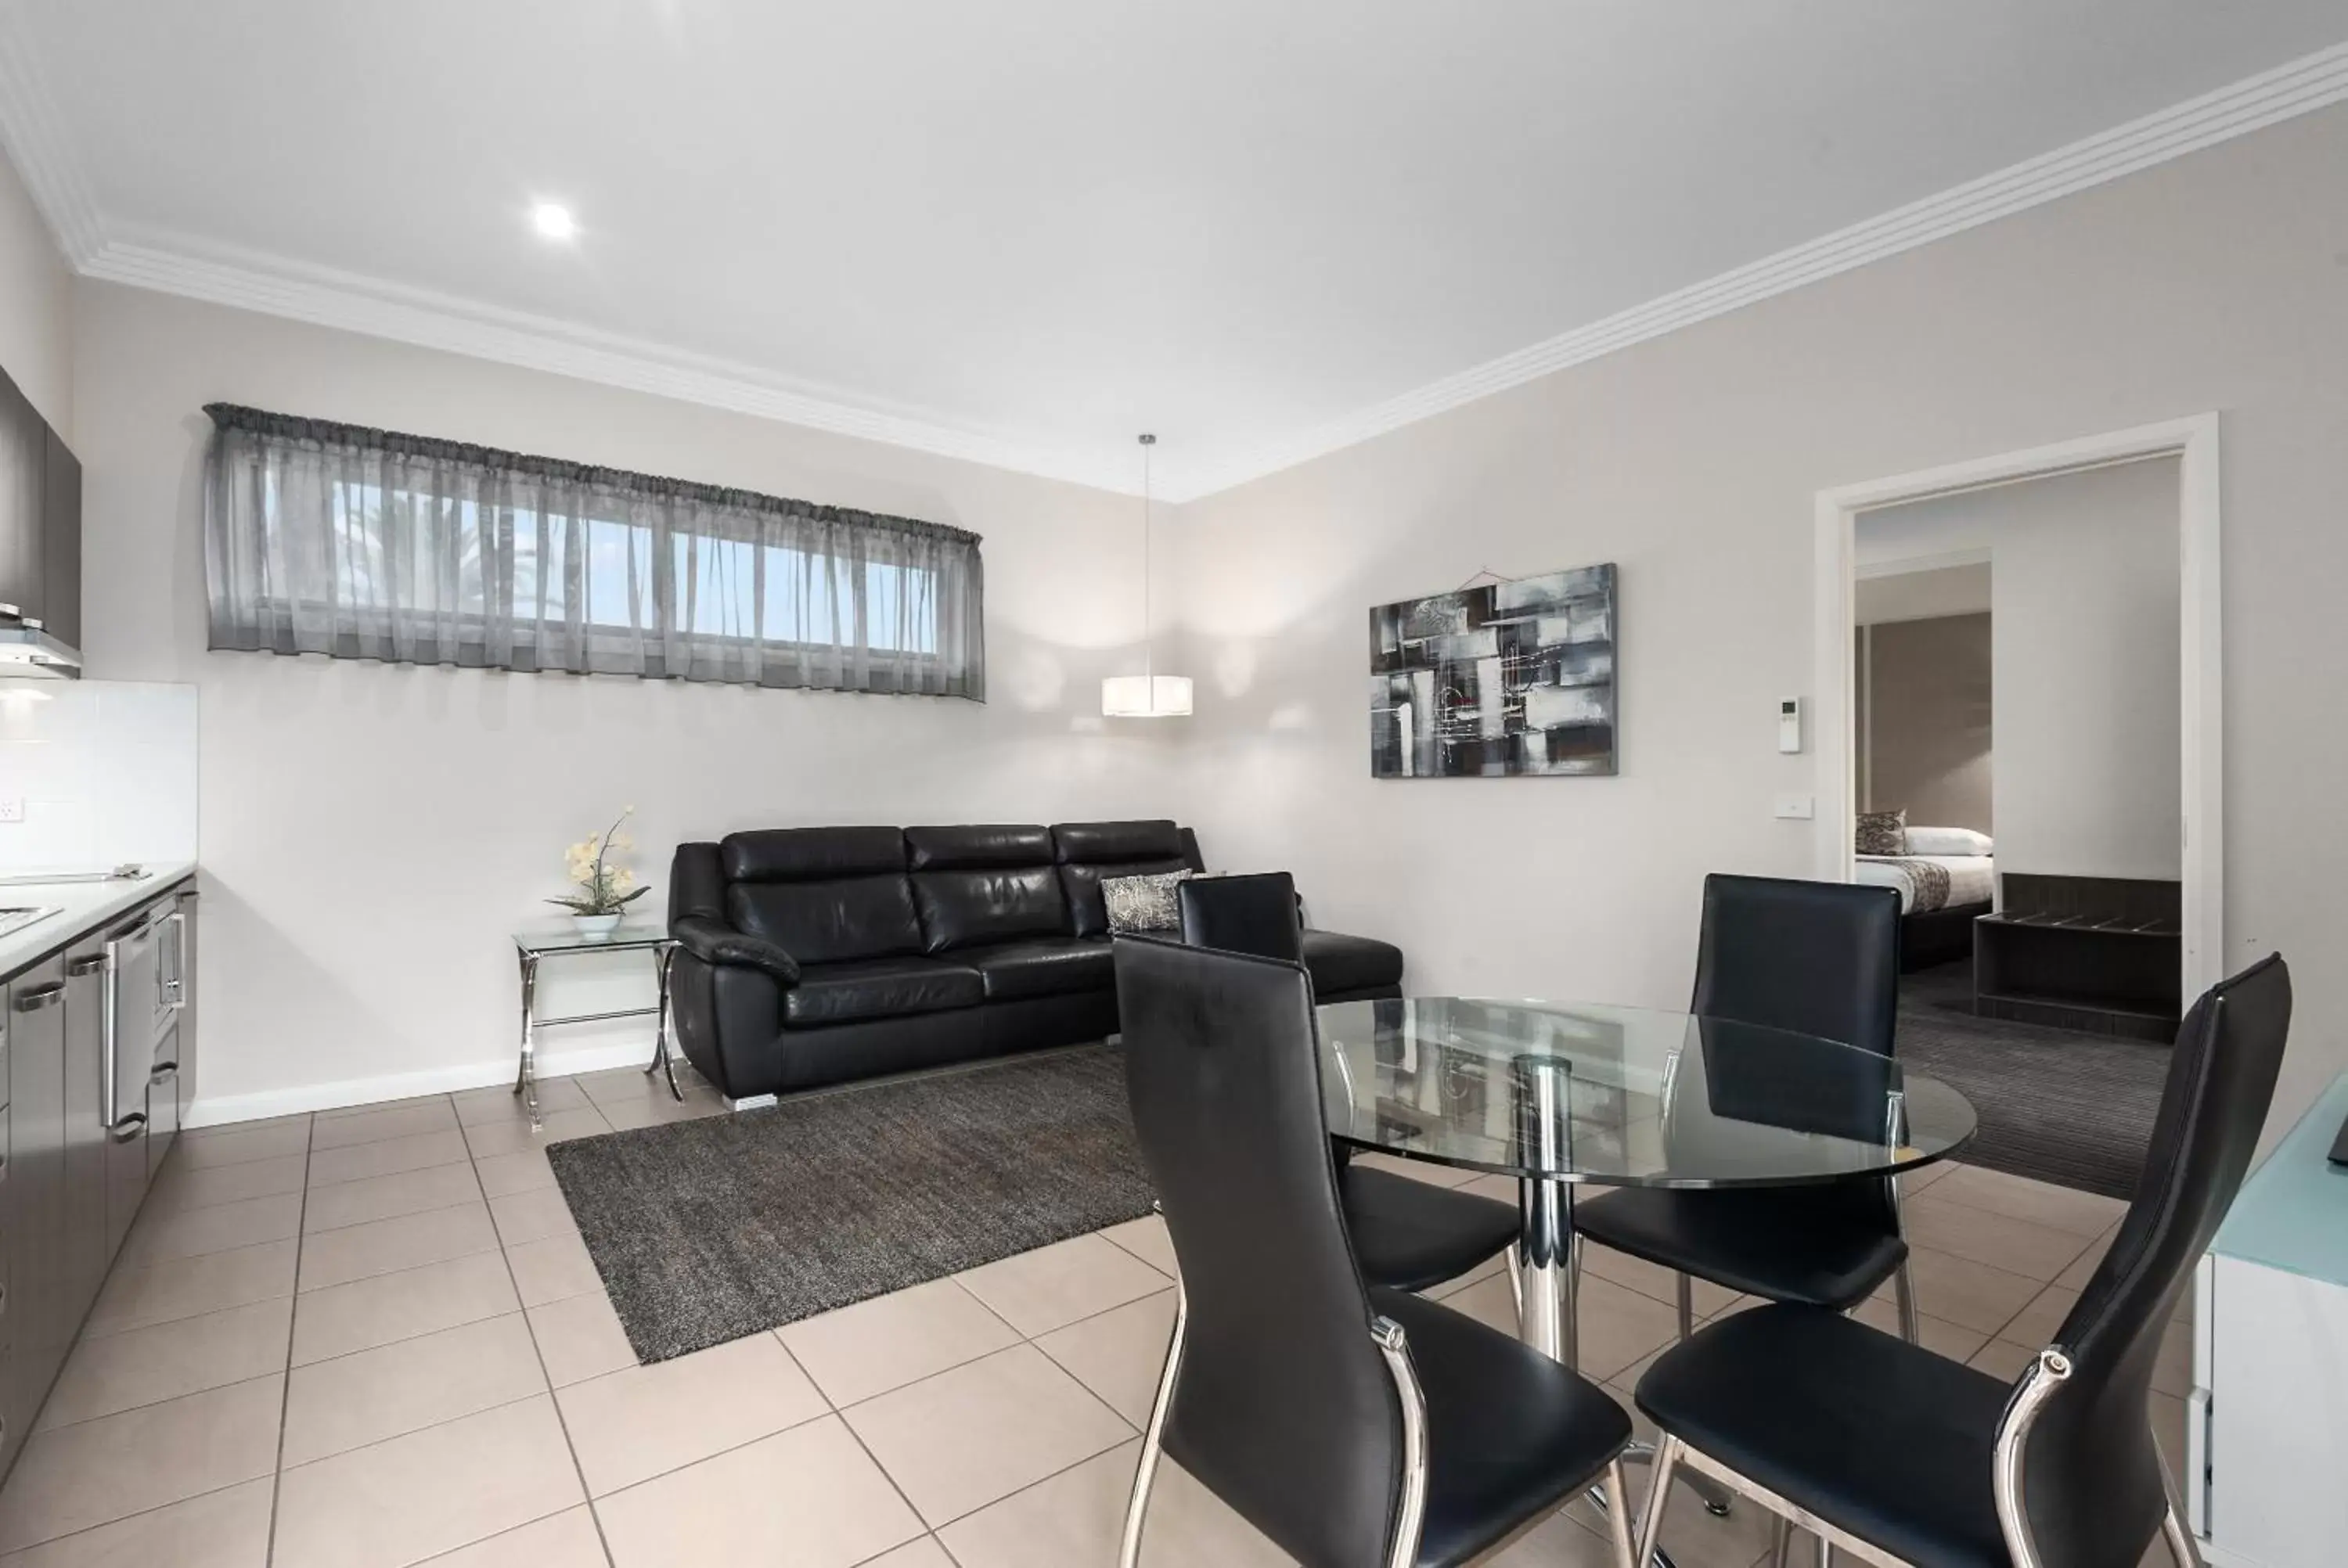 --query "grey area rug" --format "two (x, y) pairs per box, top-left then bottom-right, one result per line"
(546, 1045), (1155, 1363)
(1897, 962), (2169, 1200)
